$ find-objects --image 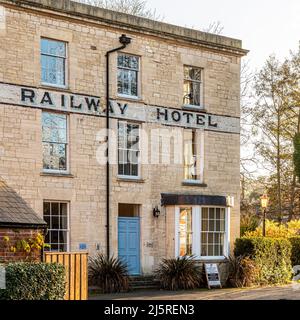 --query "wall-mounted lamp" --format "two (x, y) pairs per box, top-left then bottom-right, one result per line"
(119, 34), (132, 46)
(226, 196), (235, 207)
(153, 206), (161, 218)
